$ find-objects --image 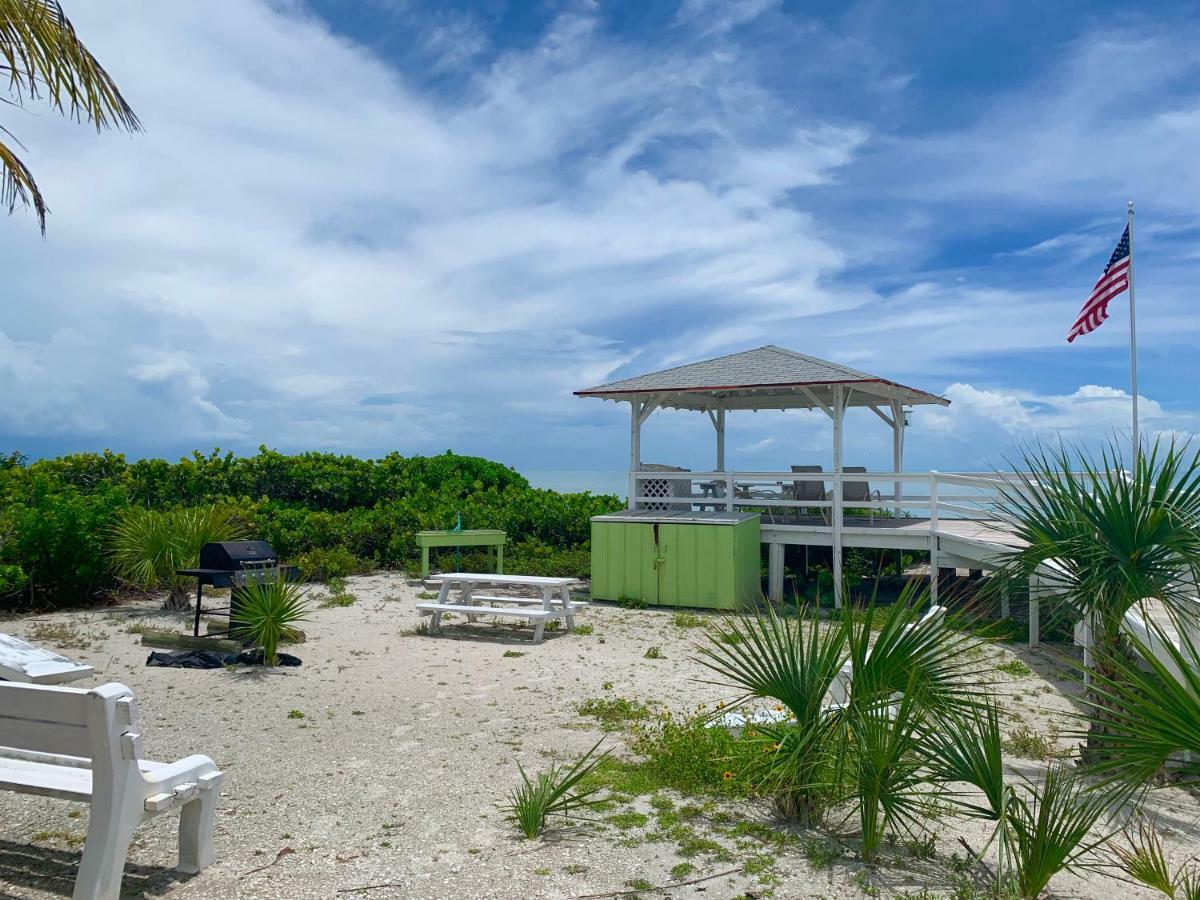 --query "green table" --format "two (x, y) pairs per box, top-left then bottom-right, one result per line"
(415, 529), (506, 578)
